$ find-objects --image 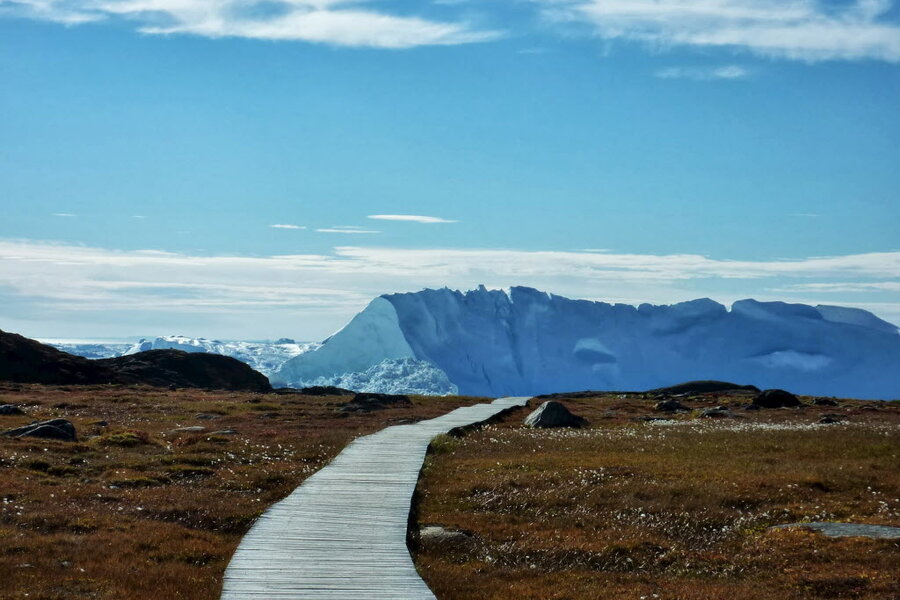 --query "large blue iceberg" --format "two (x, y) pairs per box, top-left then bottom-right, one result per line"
(274, 286), (900, 399)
